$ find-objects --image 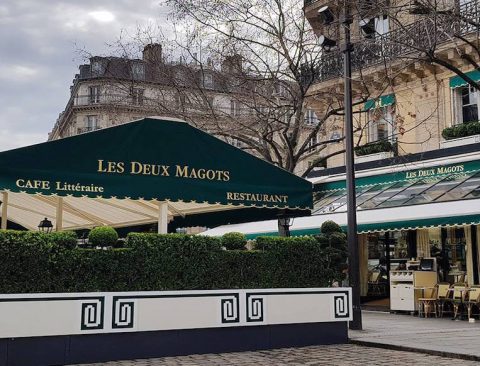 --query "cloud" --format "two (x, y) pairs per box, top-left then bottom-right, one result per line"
(0, 64), (39, 82)
(0, 0), (172, 150)
(89, 10), (116, 23)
